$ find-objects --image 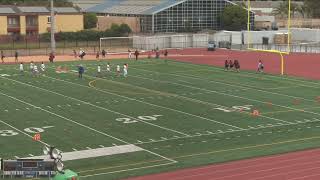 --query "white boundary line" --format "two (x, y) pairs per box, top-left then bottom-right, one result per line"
(166, 71), (315, 103)
(130, 66), (315, 103)
(80, 162), (175, 178)
(168, 60), (320, 89)
(134, 118), (320, 145)
(1, 77), (189, 137)
(0, 90), (177, 164)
